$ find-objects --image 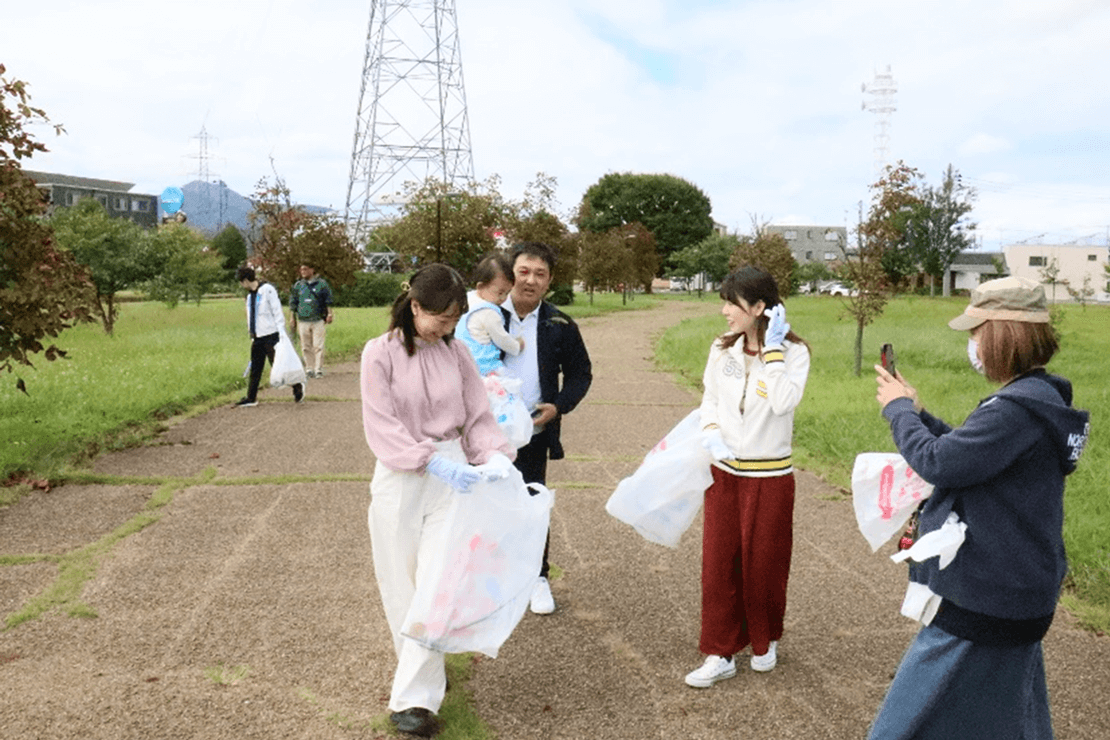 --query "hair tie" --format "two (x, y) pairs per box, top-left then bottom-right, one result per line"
(400, 281), (411, 293)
